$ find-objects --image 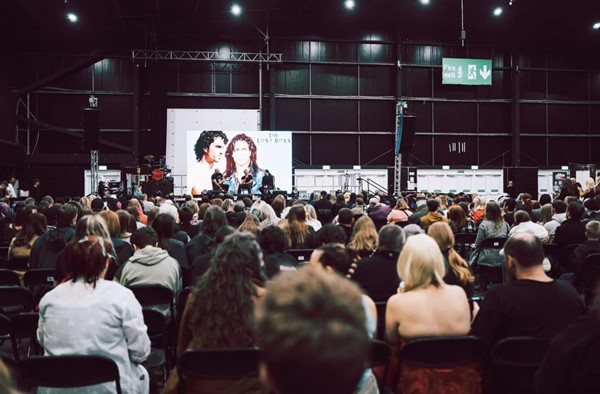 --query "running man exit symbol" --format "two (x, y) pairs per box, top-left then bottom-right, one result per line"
(468, 65), (477, 80)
